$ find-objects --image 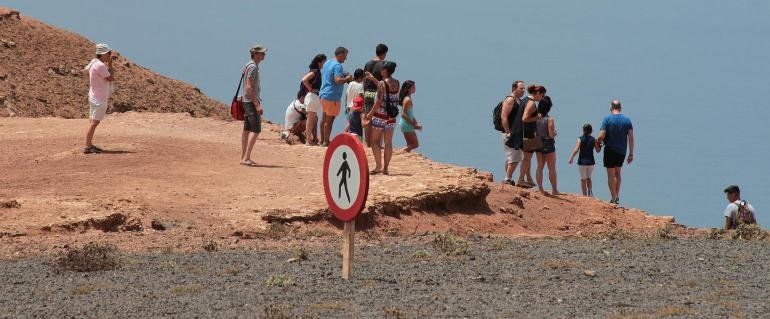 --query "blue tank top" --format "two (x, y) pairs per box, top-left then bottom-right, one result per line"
(578, 135), (596, 166)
